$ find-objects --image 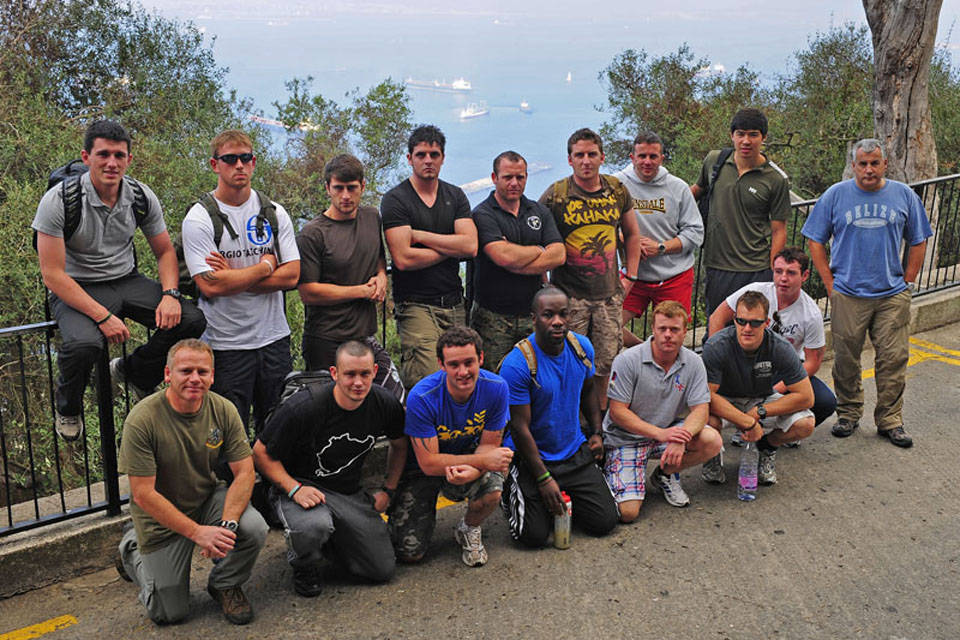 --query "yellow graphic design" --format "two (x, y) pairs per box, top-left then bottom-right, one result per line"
(634, 197), (666, 213)
(436, 410), (487, 441)
(565, 225), (617, 277)
(562, 195), (621, 226)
